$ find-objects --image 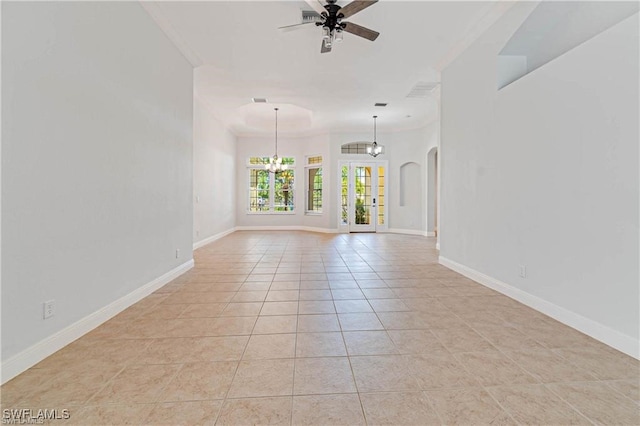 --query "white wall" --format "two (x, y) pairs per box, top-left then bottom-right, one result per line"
(386, 125), (438, 233)
(1, 2), (194, 375)
(440, 5), (639, 356)
(193, 97), (236, 246)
